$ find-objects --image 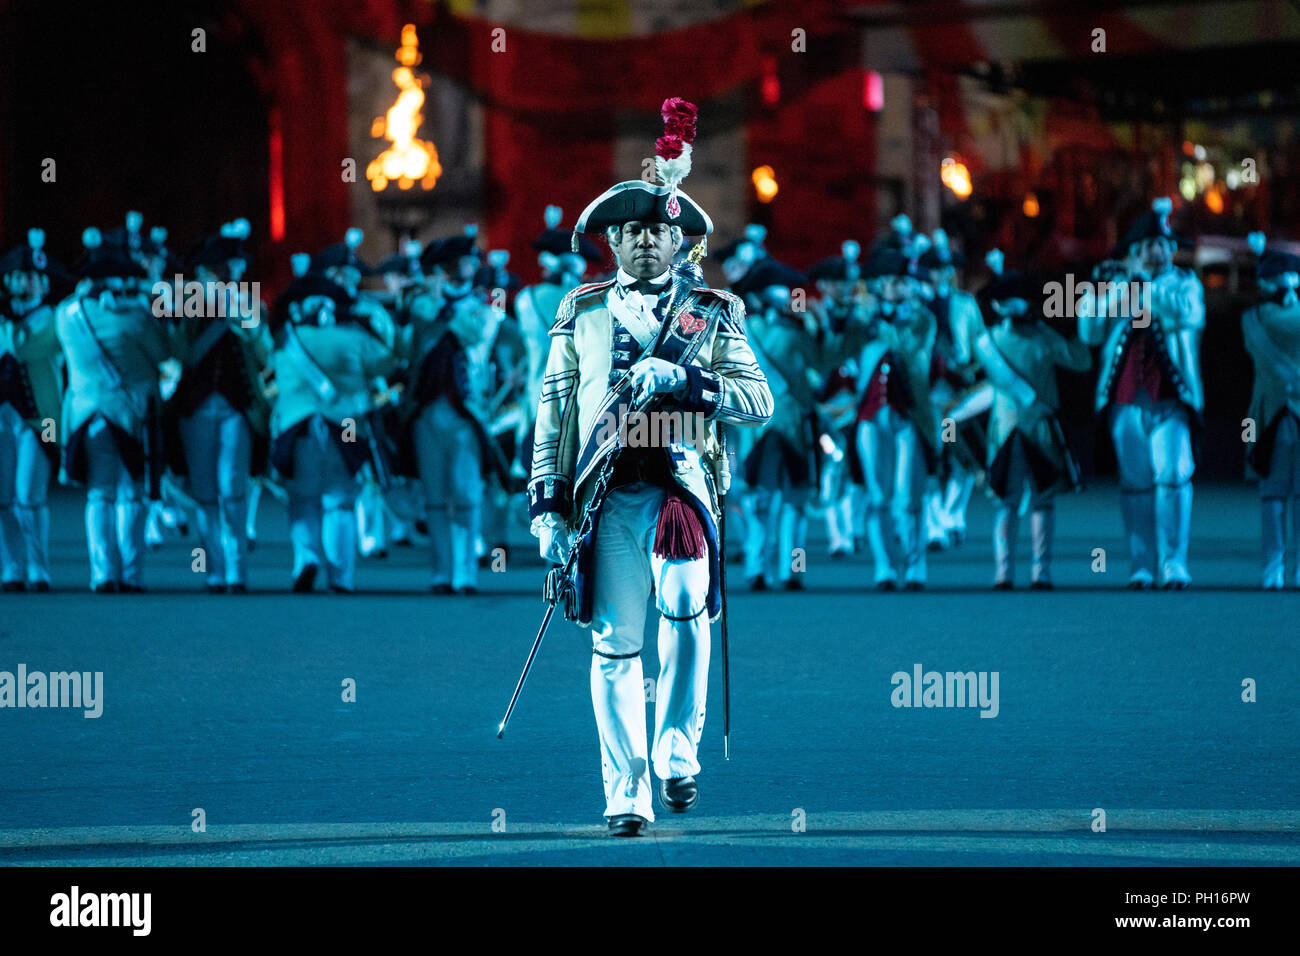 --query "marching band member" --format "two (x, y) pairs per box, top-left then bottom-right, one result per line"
(515, 206), (603, 479)
(1079, 198), (1204, 589)
(854, 248), (939, 590)
(407, 234), (503, 594)
(1242, 244), (1300, 589)
(56, 229), (168, 593)
(269, 272), (397, 593)
(167, 228), (270, 593)
(732, 257), (817, 590)
(529, 99), (772, 834)
(975, 270), (1090, 589)
(808, 242), (867, 559)
(0, 229), (65, 591)
(920, 230), (985, 548)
